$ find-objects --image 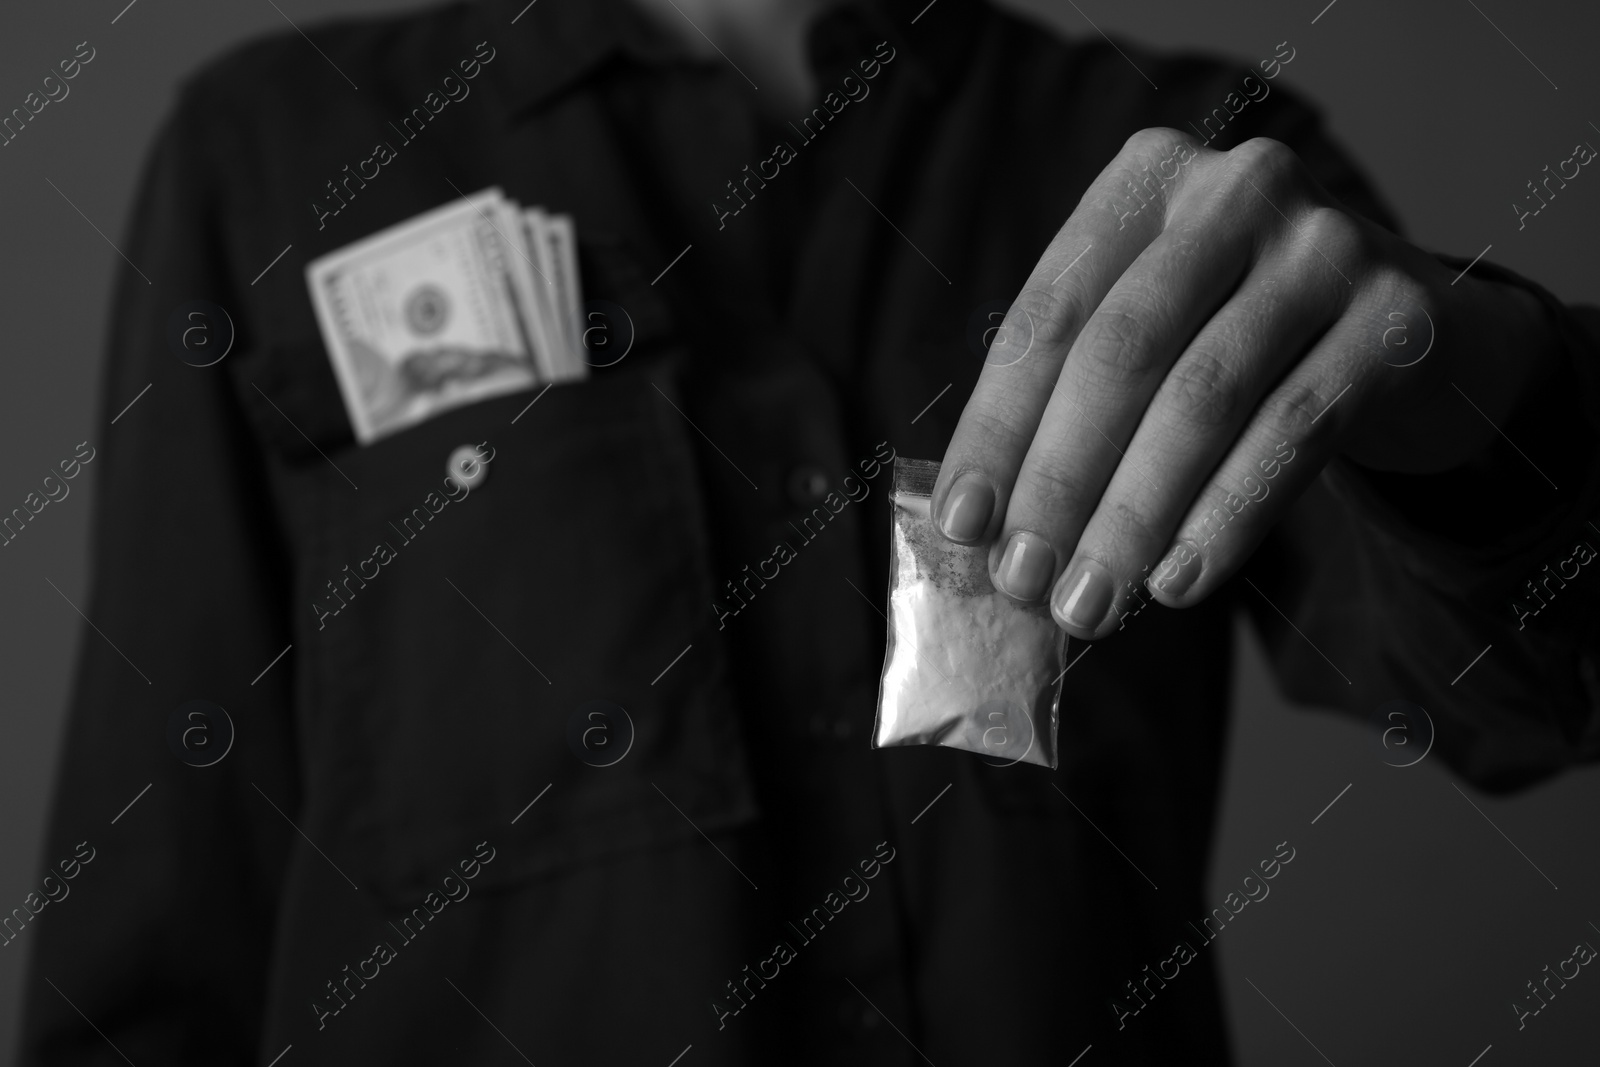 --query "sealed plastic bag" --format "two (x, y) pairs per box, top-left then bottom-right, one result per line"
(872, 457), (1067, 769)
